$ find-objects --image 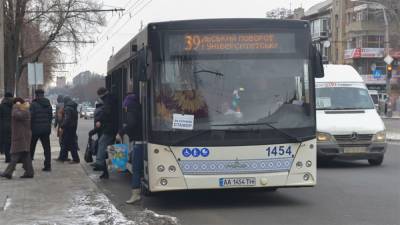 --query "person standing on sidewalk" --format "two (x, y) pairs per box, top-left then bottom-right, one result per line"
(121, 93), (144, 204)
(88, 99), (104, 159)
(30, 89), (53, 172)
(93, 87), (118, 179)
(54, 95), (68, 162)
(0, 98), (34, 179)
(59, 96), (80, 163)
(0, 92), (14, 163)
